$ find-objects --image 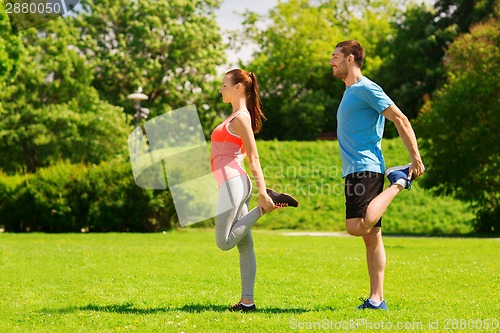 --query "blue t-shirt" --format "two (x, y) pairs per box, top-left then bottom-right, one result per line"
(337, 76), (393, 177)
